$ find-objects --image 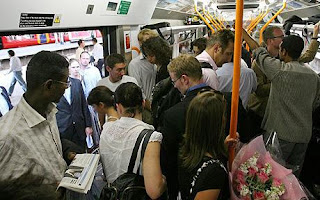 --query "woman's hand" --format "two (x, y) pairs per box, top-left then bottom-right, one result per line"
(224, 132), (239, 148)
